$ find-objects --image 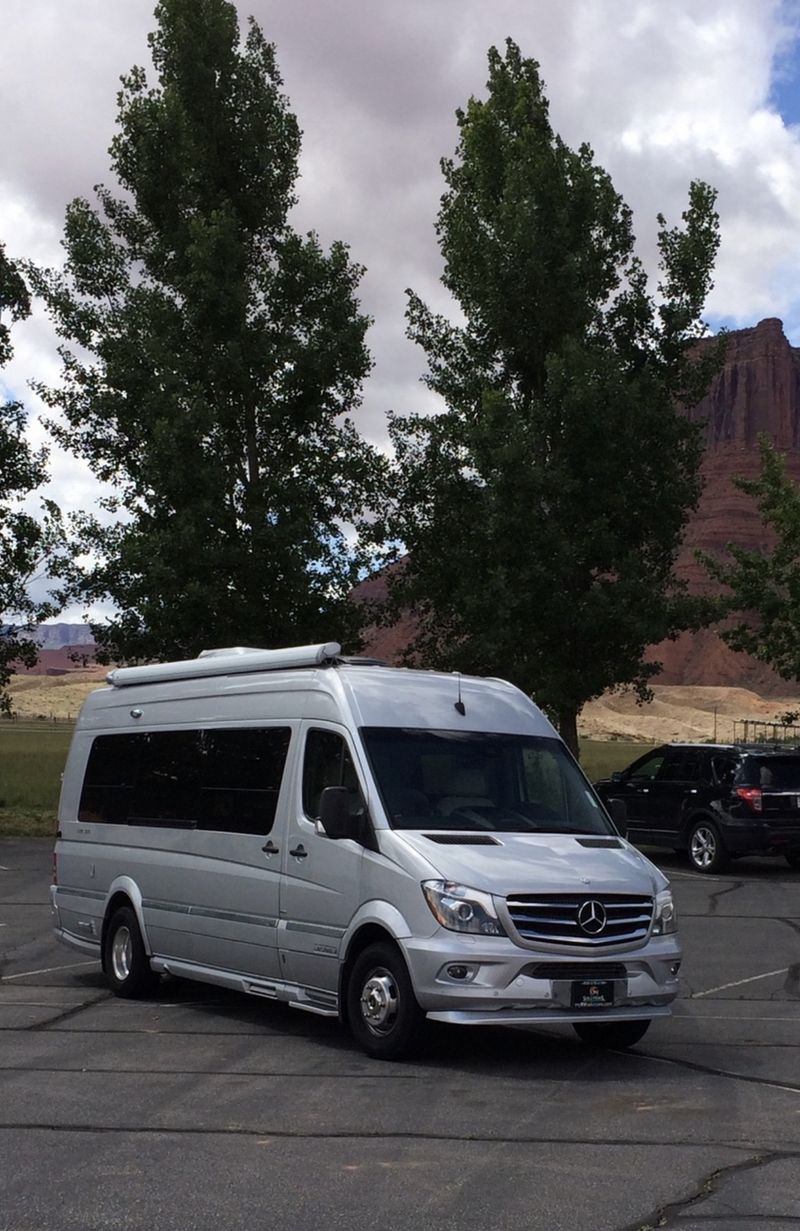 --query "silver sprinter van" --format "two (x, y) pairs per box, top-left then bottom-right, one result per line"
(51, 643), (681, 1058)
